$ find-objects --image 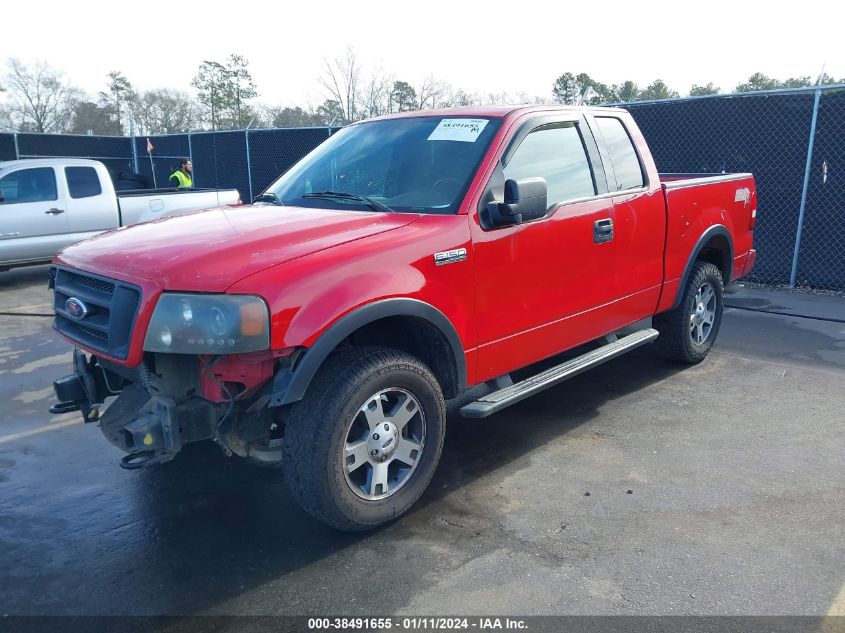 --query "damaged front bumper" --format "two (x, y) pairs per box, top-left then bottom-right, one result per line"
(51, 350), (221, 470)
(50, 349), (123, 422)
